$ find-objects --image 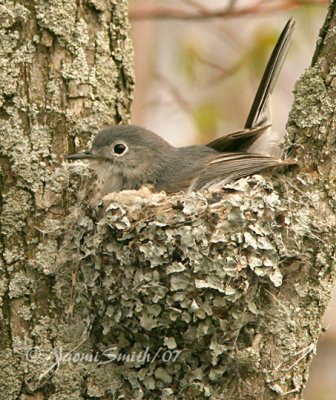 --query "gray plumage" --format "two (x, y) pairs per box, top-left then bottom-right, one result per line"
(66, 19), (296, 195)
